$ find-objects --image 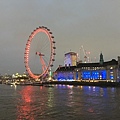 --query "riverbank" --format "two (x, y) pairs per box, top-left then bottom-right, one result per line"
(43, 81), (120, 87)
(2, 80), (120, 87)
